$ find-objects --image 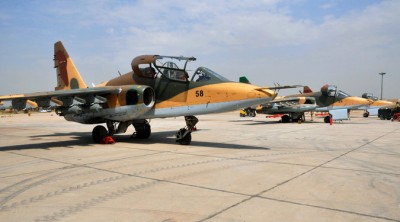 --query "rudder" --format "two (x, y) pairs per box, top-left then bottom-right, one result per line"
(239, 76), (251, 84)
(303, 86), (313, 93)
(54, 41), (87, 90)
